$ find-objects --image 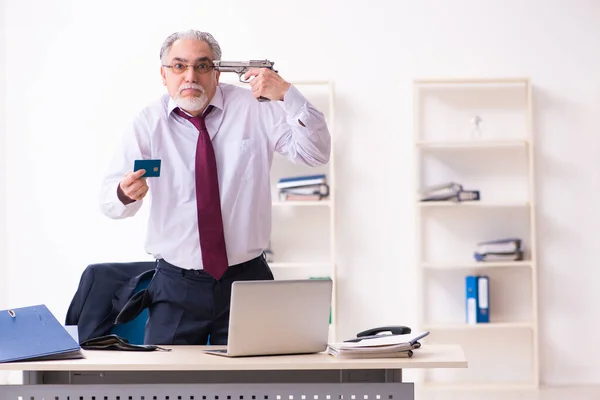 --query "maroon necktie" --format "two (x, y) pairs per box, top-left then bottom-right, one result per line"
(174, 105), (229, 280)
